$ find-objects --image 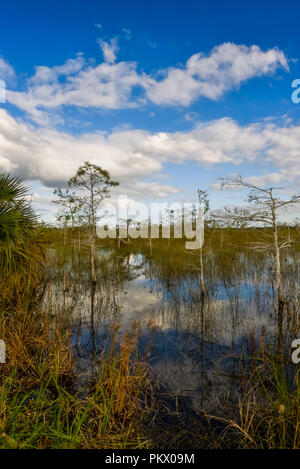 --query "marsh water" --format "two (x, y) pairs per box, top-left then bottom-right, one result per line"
(44, 242), (300, 421)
